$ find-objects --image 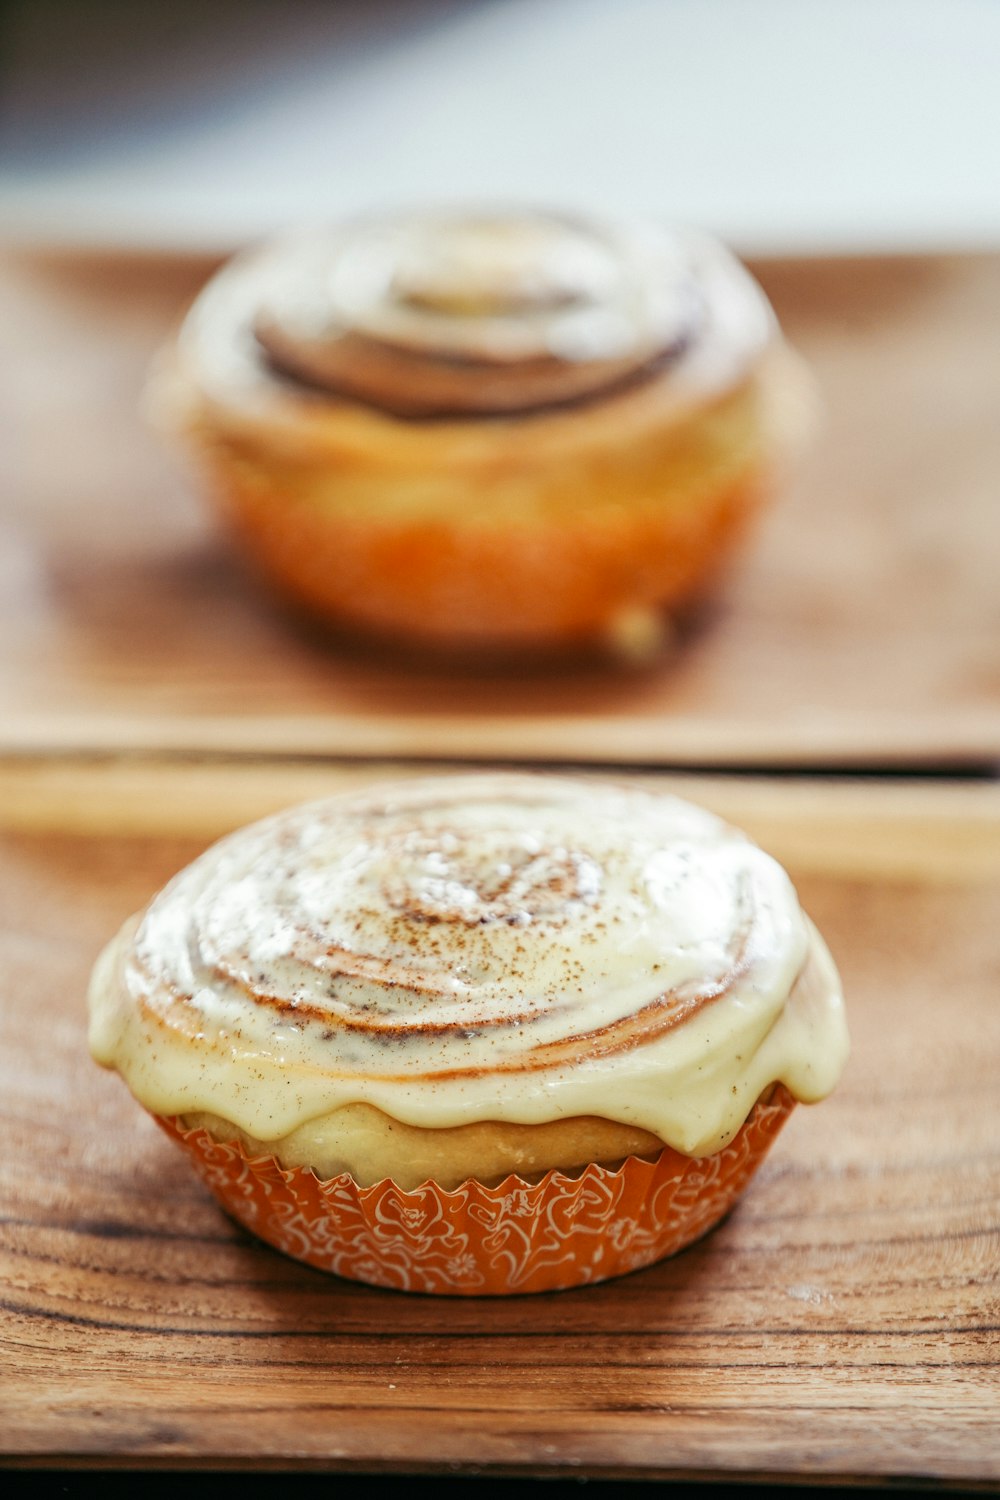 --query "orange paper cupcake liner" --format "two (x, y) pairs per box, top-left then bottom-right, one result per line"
(155, 1085), (795, 1296)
